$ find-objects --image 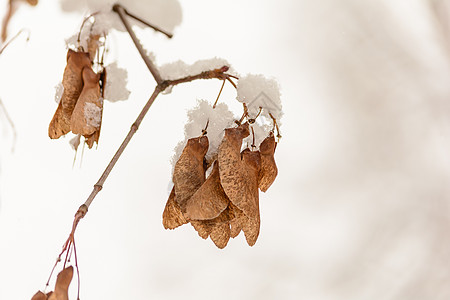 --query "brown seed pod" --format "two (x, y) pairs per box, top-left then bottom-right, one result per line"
(219, 123), (262, 218)
(162, 187), (187, 230)
(31, 291), (47, 300)
(48, 49), (91, 139)
(49, 266), (73, 300)
(259, 133), (278, 192)
(191, 205), (233, 248)
(70, 66), (102, 148)
(210, 222), (231, 249)
(240, 148), (261, 246)
(173, 136), (209, 211)
(229, 202), (244, 238)
(184, 161), (229, 220)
